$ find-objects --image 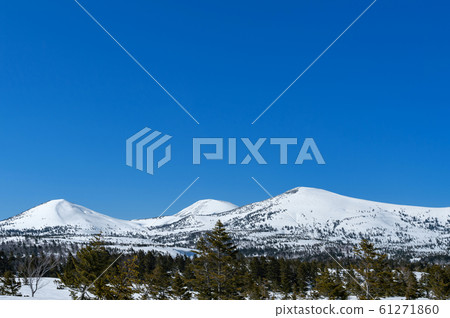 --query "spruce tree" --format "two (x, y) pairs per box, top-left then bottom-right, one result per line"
(0, 251), (12, 275)
(142, 263), (172, 299)
(104, 255), (140, 300)
(249, 257), (266, 282)
(136, 250), (156, 280)
(248, 257), (269, 299)
(172, 272), (191, 300)
(405, 271), (420, 300)
(314, 267), (348, 300)
(424, 265), (450, 300)
(58, 252), (77, 287)
(353, 239), (392, 299)
(280, 259), (296, 296)
(266, 257), (281, 290)
(296, 261), (316, 297)
(248, 279), (270, 299)
(60, 234), (111, 299)
(392, 269), (407, 297)
(190, 220), (246, 299)
(0, 271), (21, 296)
